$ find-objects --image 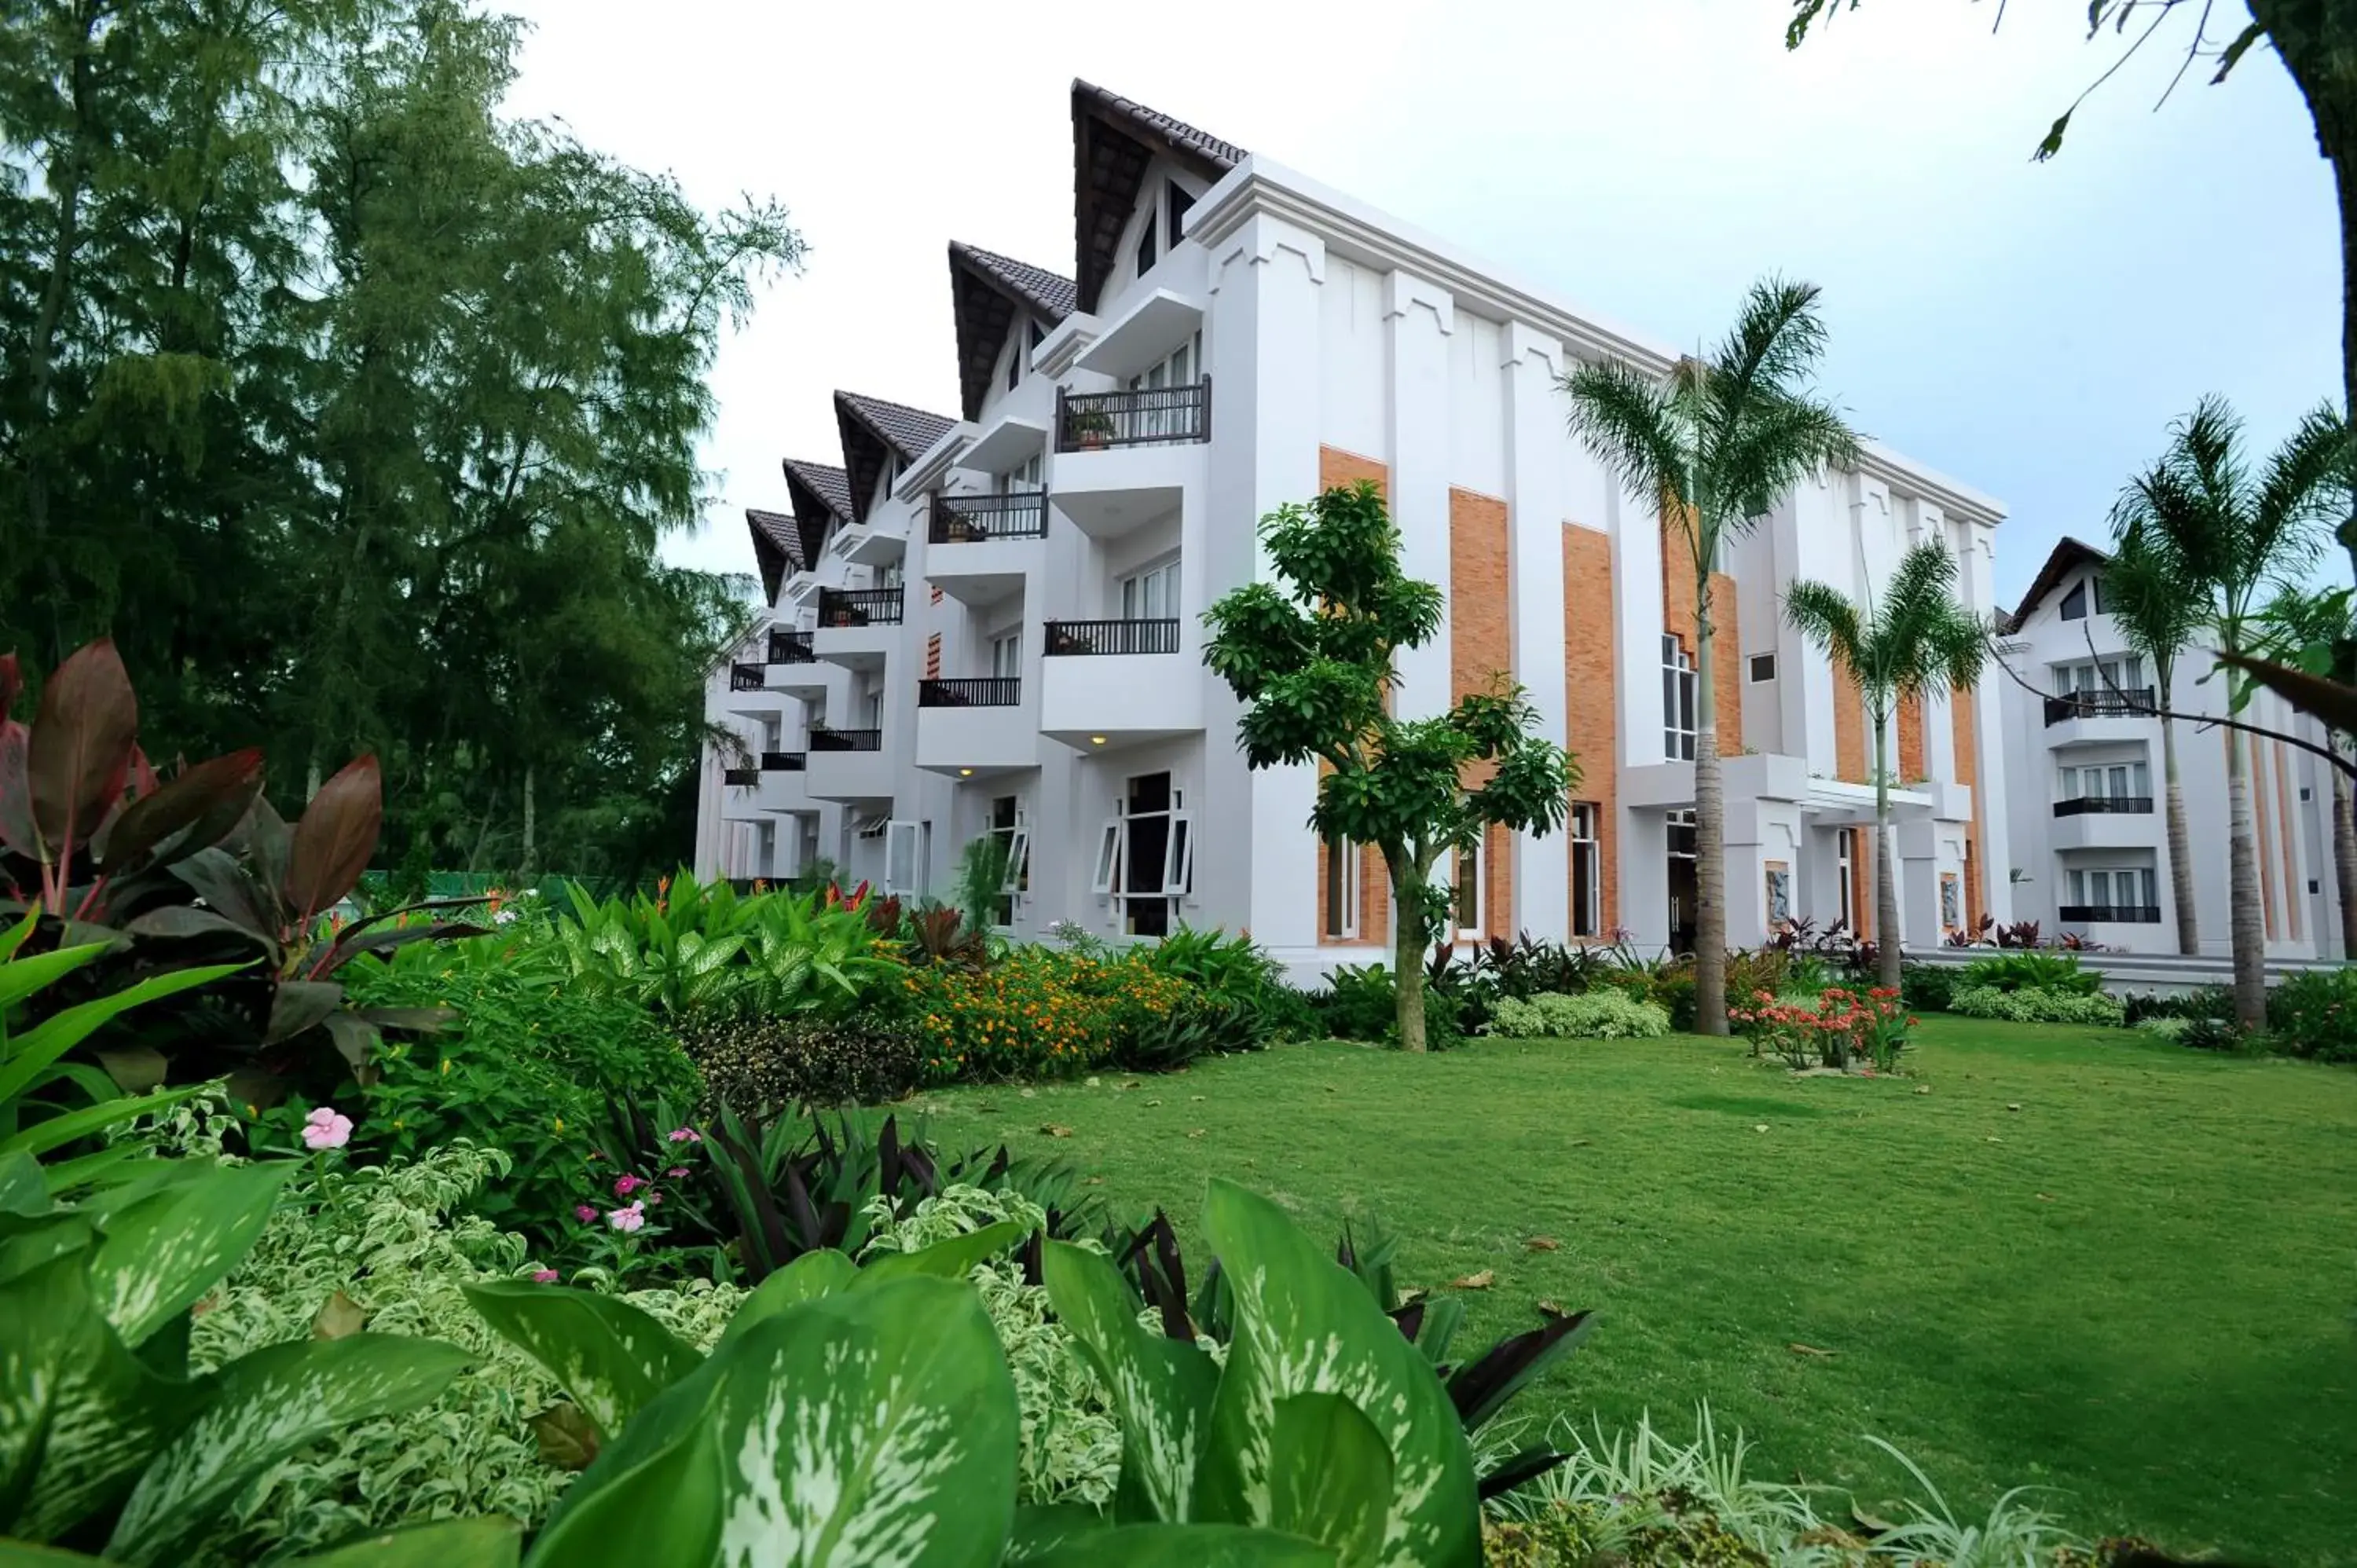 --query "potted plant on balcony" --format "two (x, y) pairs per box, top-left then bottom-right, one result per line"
(1070, 408), (1116, 451)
